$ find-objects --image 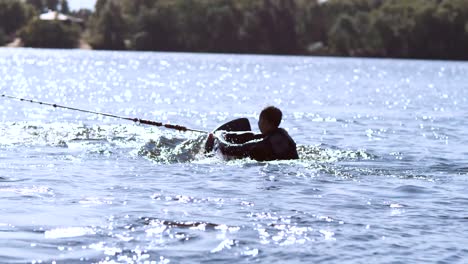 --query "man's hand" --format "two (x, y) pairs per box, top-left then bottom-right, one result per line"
(204, 133), (216, 152)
